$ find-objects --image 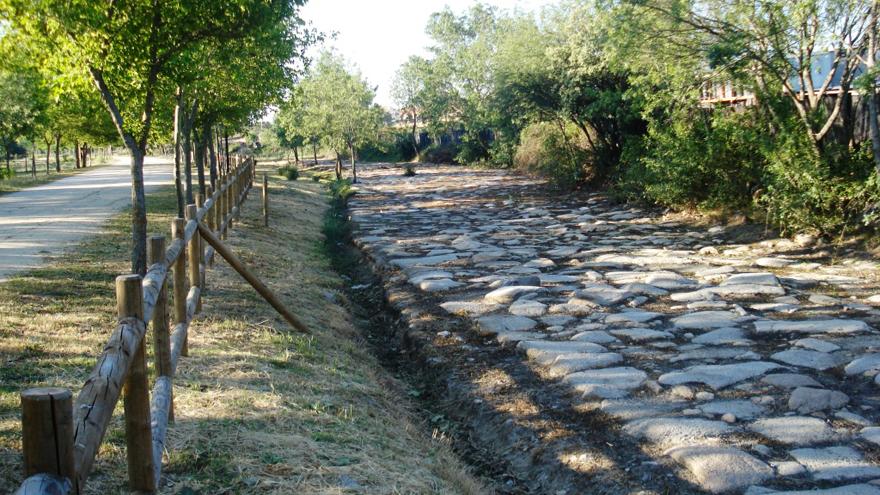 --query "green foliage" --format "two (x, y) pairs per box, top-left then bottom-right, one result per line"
(514, 122), (590, 188)
(278, 165), (299, 181)
(422, 143), (459, 164)
(357, 131), (418, 163)
(618, 109), (764, 210)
